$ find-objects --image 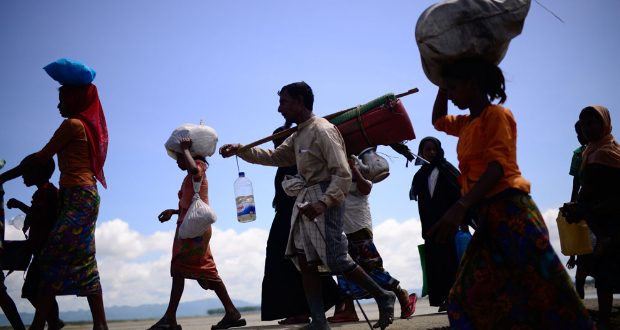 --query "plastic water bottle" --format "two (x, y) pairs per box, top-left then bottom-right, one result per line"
(455, 227), (472, 262)
(234, 172), (256, 223)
